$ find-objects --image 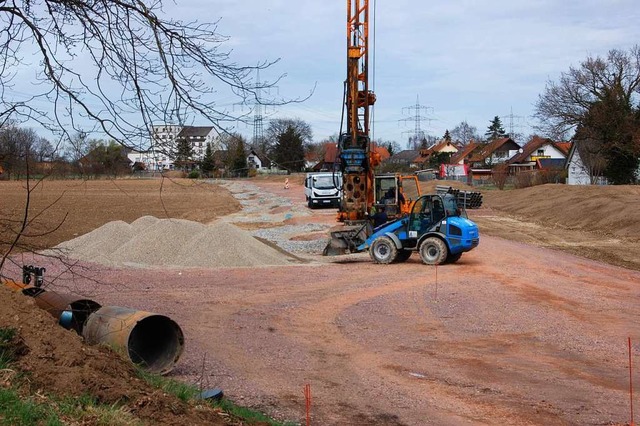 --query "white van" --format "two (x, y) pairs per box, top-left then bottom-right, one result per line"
(304, 172), (342, 208)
